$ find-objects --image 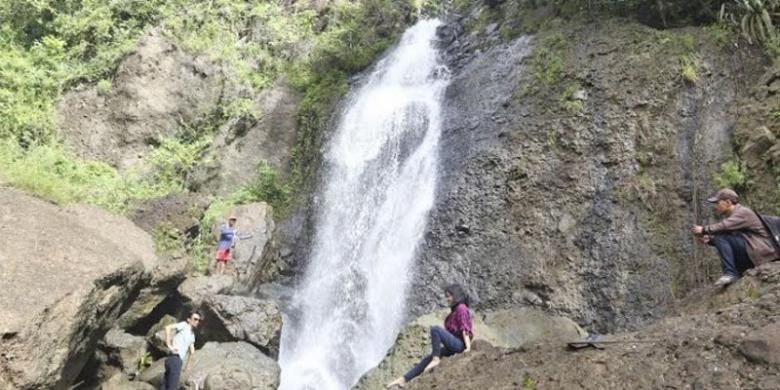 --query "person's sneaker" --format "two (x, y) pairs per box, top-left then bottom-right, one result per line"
(714, 274), (737, 287)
